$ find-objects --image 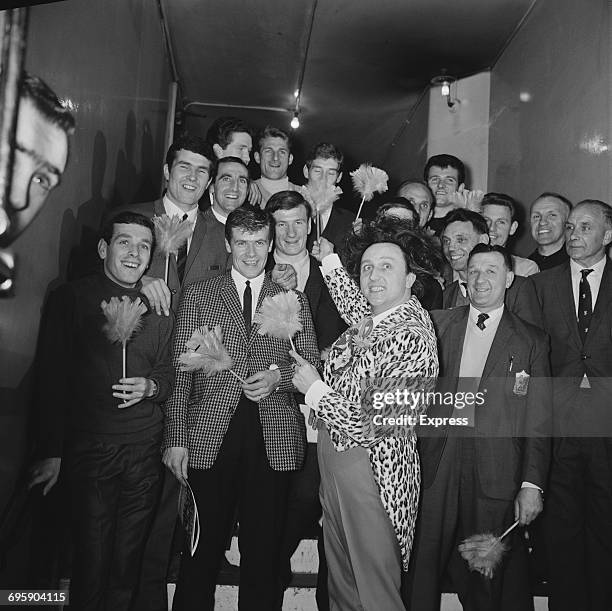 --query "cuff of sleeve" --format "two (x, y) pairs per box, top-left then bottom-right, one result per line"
(305, 379), (333, 410)
(321, 253), (343, 277)
(521, 481), (543, 493)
